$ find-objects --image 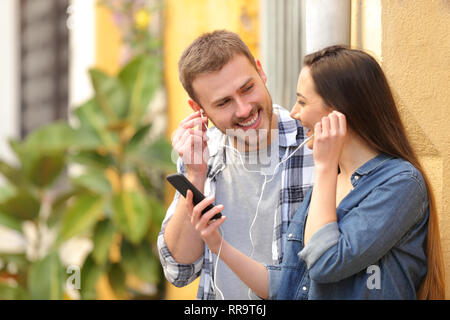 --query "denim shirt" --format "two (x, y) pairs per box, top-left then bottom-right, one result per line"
(268, 154), (429, 300)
